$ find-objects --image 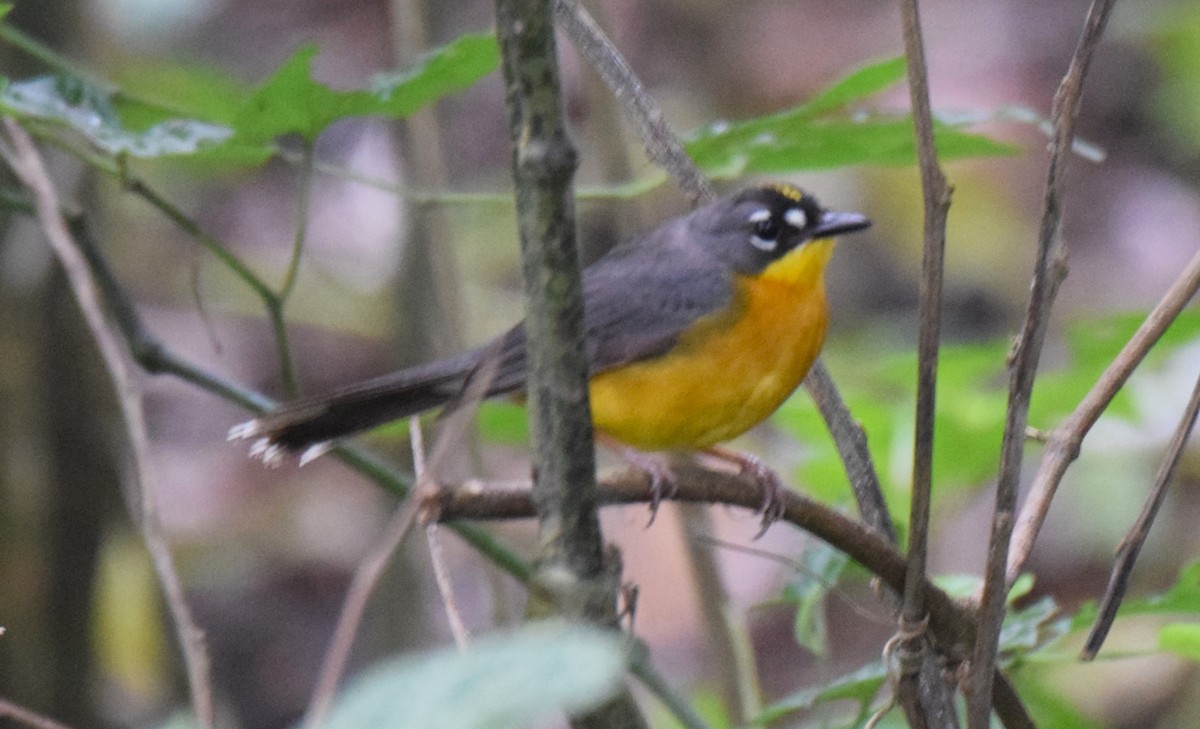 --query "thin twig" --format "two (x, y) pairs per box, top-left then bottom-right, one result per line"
(552, 0), (714, 204)
(690, 534), (892, 627)
(678, 504), (762, 721)
(972, 2), (1118, 725)
(305, 333), (507, 725)
(413, 415), (472, 651)
(898, 0), (954, 724)
(0, 698), (74, 729)
(270, 140), (317, 395)
(0, 119), (215, 728)
(303, 496), (422, 728)
(427, 523), (470, 650)
(1008, 245), (1200, 583)
(804, 361), (895, 542)
(1082, 365), (1200, 659)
